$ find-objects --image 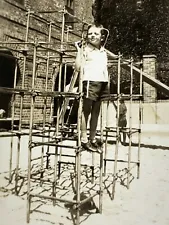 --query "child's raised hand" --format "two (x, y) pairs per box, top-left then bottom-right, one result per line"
(75, 41), (82, 51)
